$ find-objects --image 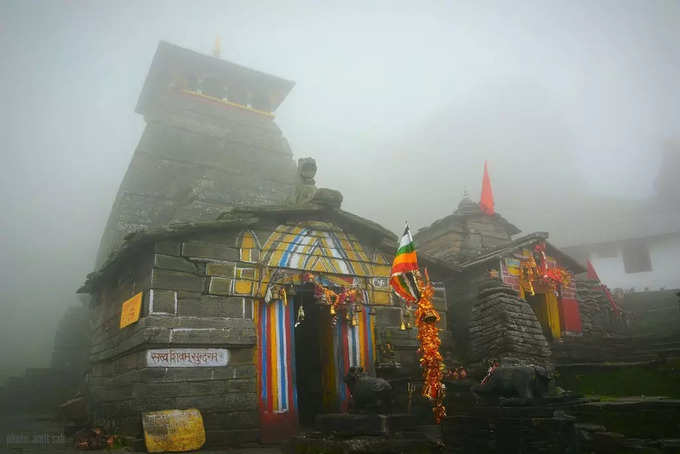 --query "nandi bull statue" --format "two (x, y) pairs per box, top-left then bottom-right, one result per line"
(470, 361), (552, 404)
(343, 367), (393, 413)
